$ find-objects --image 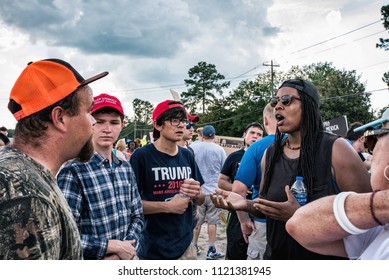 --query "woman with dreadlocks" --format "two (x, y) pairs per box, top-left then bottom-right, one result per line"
(211, 79), (371, 260)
